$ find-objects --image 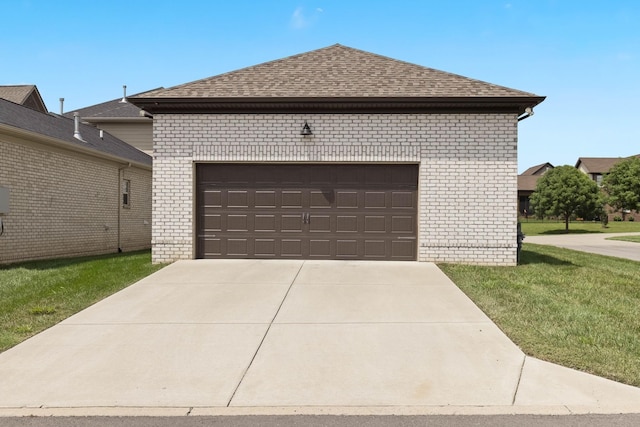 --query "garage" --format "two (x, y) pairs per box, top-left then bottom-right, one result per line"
(196, 164), (418, 260)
